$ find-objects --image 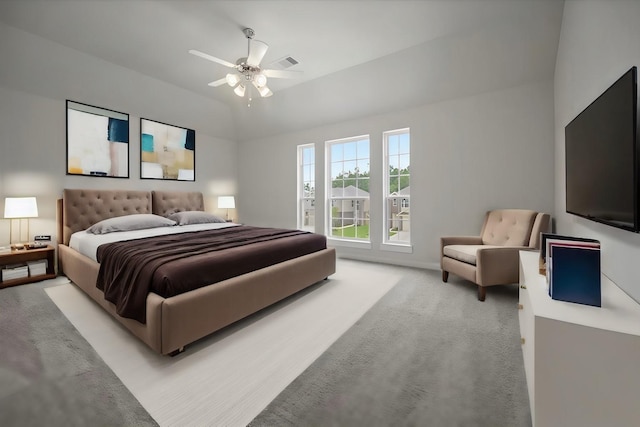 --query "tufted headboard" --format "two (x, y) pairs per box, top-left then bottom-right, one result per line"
(59, 189), (207, 245)
(60, 189), (152, 245)
(151, 191), (204, 217)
